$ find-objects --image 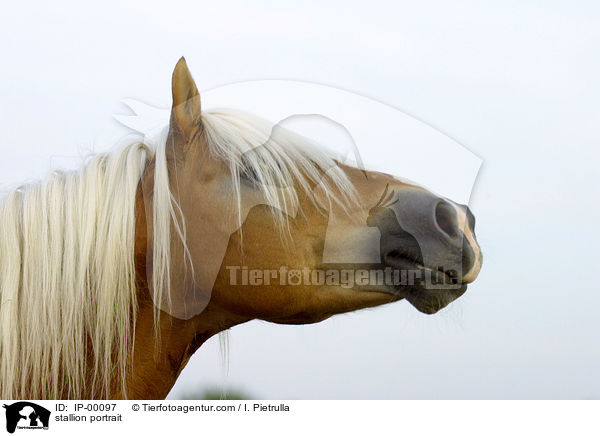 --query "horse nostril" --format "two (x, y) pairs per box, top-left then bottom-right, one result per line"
(435, 201), (458, 239)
